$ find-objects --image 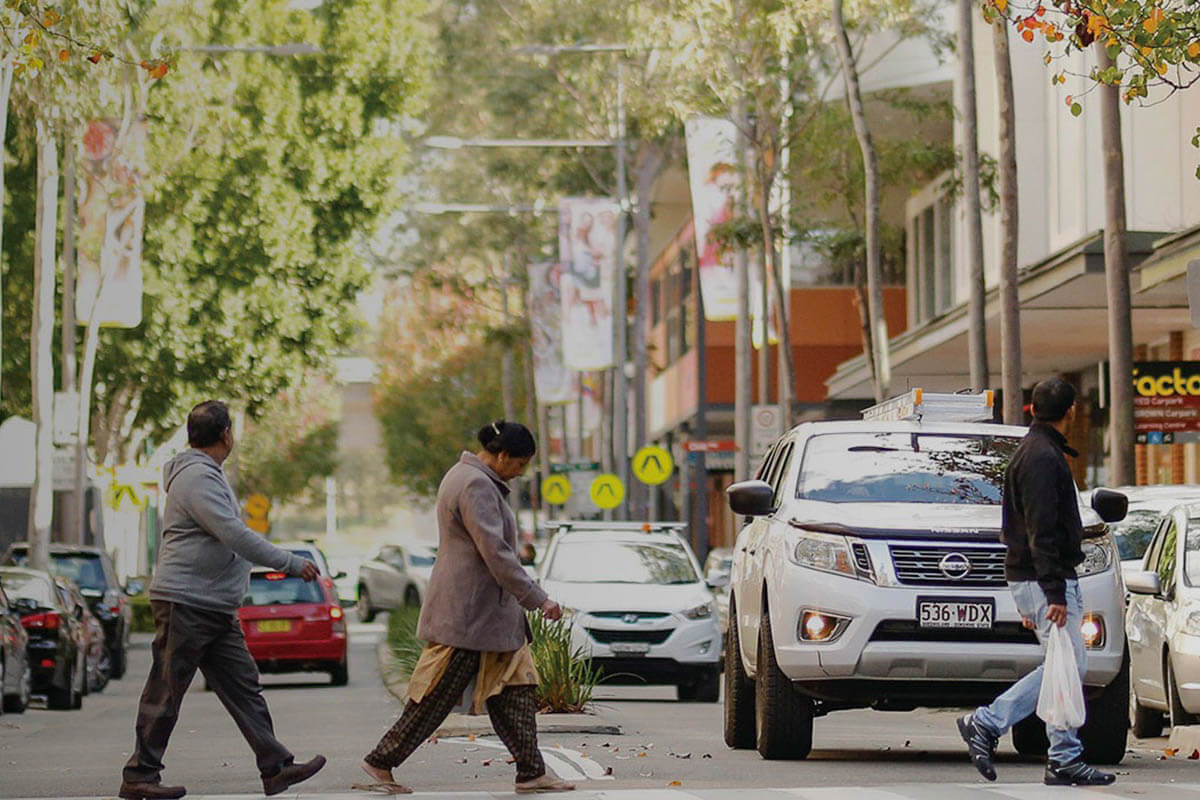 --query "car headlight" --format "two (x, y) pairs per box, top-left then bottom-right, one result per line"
(1077, 539), (1114, 577)
(682, 602), (714, 620)
(790, 530), (855, 577)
